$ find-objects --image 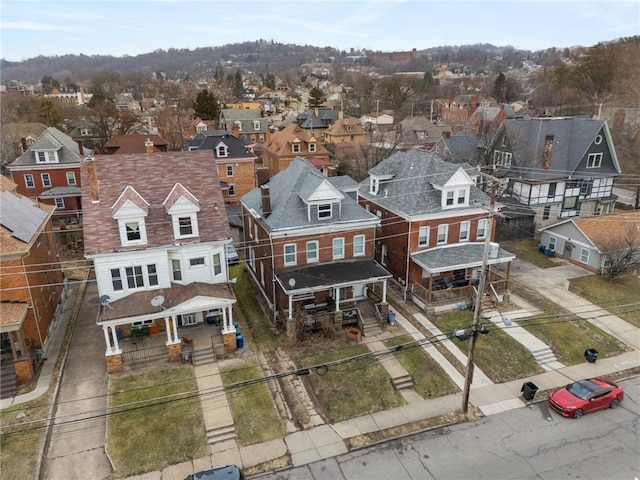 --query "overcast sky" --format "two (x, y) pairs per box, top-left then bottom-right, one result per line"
(1, 0), (638, 62)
